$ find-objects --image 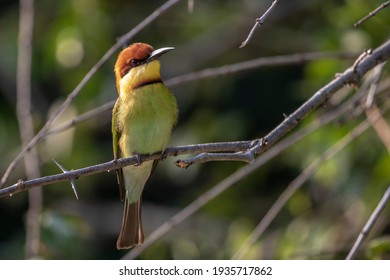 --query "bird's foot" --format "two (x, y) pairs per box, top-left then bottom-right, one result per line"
(133, 154), (142, 166)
